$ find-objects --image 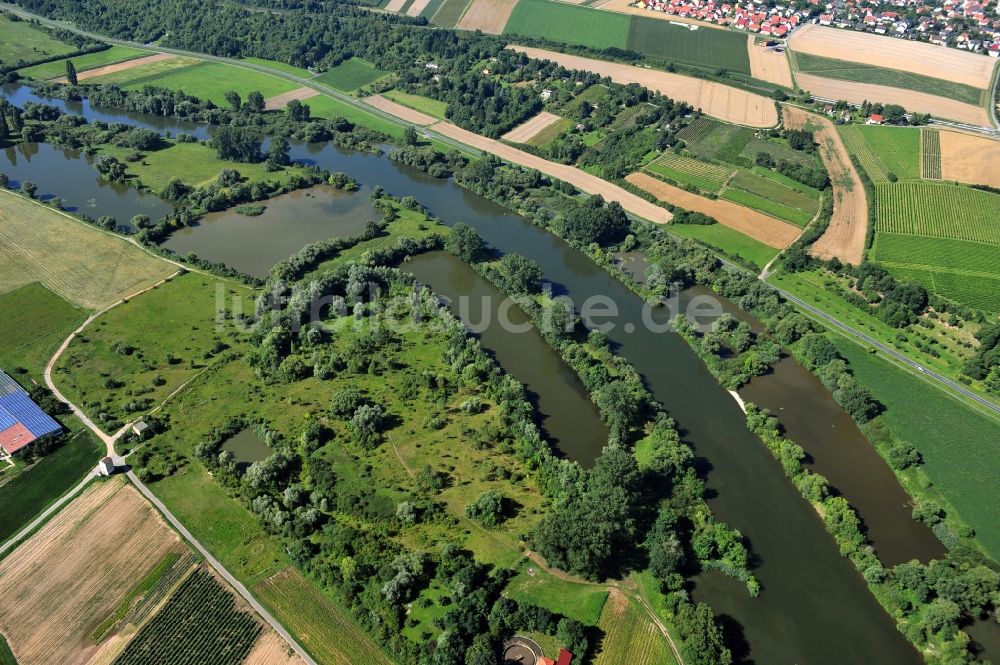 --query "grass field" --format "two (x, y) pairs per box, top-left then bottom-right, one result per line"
(790, 51), (984, 106)
(751, 165), (822, 197)
(113, 568), (261, 665)
(832, 336), (1000, 560)
(315, 58), (390, 92)
(53, 273), (251, 424)
(256, 569), (393, 665)
(874, 182), (1000, 244)
(593, 590), (678, 665)
(306, 95), (405, 138)
(0, 427), (102, 543)
(240, 56), (314, 79)
(87, 59), (298, 107)
(18, 45), (149, 79)
(0, 635), (14, 665)
(526, 116), (573, 147)
(504, 0), (631, 50)
(678, 118), (752, 165)
(721, 187), (814, 226)
(0, 283), (84, 379)
(839, 125), (921, 182)
(920, 129), (942, 180)
(505, 565), (609, 625)
(646, 152), (733, 193)
(669, 219), (779, 269)
(730, 169), (819, 212)
(0, 190), (175, 311)
(381, 89), (449, 119)
(0, 13), (76, 69)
